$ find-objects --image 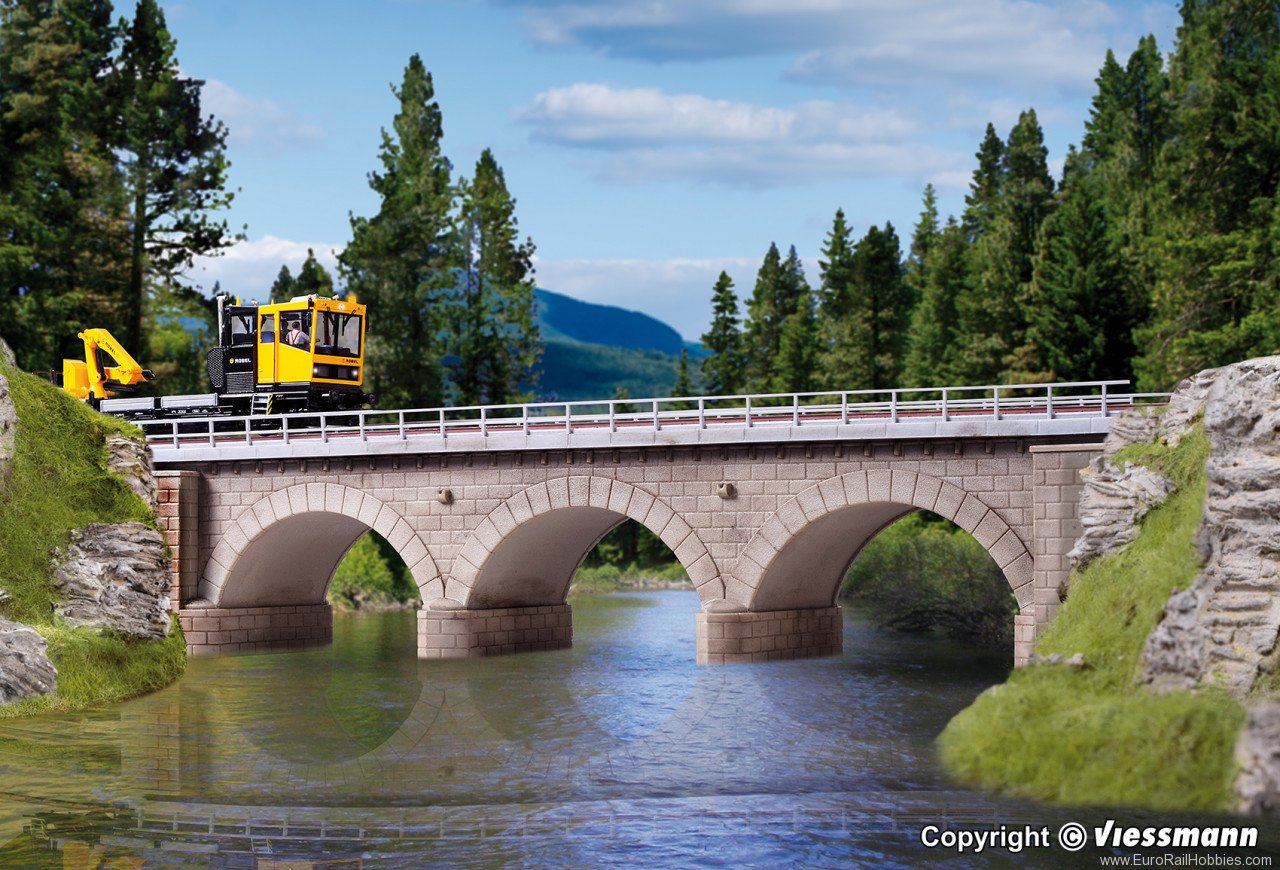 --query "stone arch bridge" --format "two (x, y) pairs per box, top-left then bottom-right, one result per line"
(148, 383), (1157, 665)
